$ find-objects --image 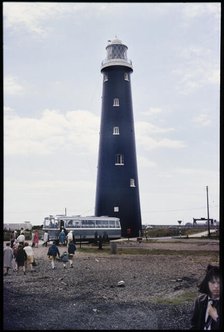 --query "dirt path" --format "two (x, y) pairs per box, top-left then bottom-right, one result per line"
(3, 239), (219, 330)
